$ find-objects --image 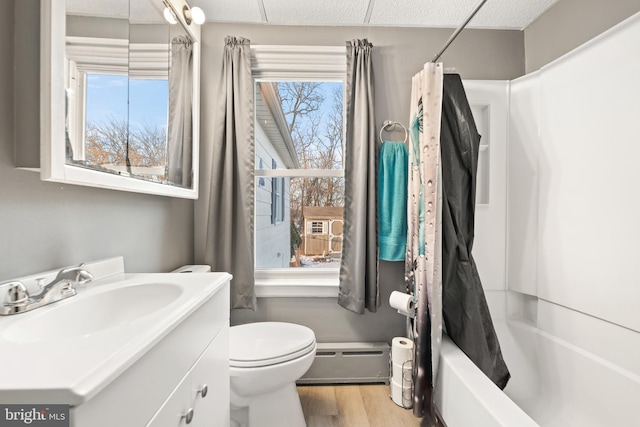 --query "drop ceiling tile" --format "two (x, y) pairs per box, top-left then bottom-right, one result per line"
(129, 0), (165, 23)
(368, 0), (462, 28)
(190, 0), (264, 23)
(66, 0), (130, 19)
(261, 0), (371, 25)
(467, 0), (558, 29)
(369, 0), (558, 29)
(68, 0), (561, 30)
